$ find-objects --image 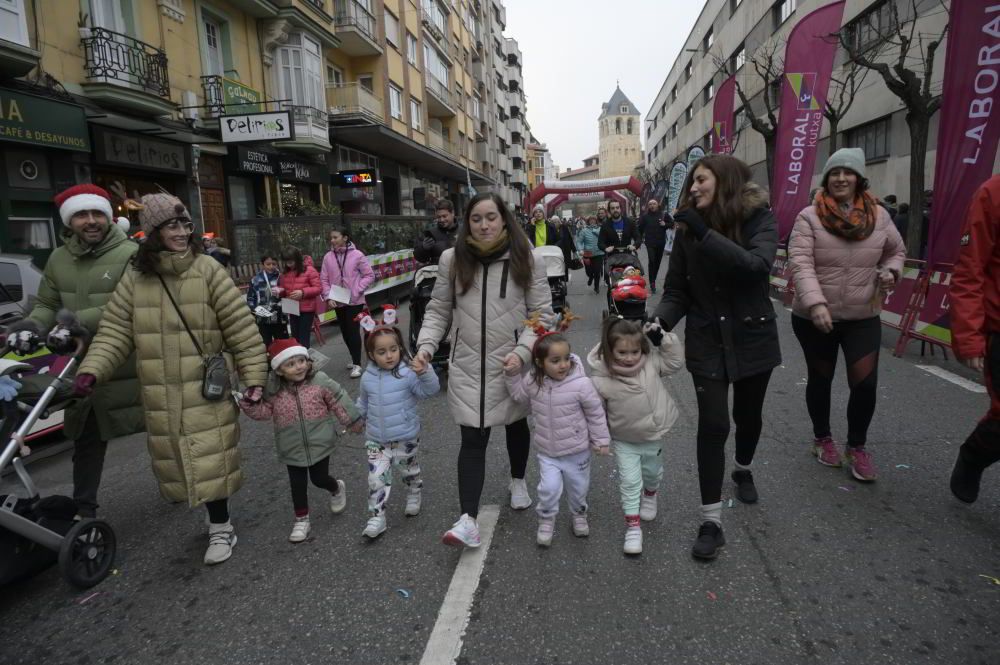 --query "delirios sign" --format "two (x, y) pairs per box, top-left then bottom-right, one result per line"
(220, 111), (294, 143)
(336, 169), (377, 188)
